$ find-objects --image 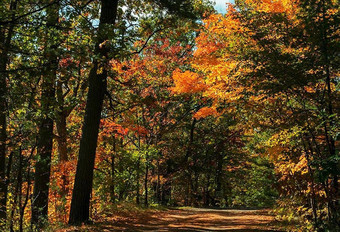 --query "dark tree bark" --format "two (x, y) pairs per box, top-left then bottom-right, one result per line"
(31, 1), (59, 227)
(216, 152), (223, 193)
(0, 0), (17, 220)
(320, 1), (338, 224)
(56, 81), (69, 163)
(0, 60), (8, 220)
(302, 136), (319, 228)
(5, 151), (13, 212)
(56, 109), (69, 195)
(19, 163), (30, 232)
(185, 118), (196, 161)
(68, 0), (119, 225)
(136, 156), (141, 205)
(184, 118), (196, 206)
(17, 148), (23, 232)
(144, 154), (149, 207)
(214, 140), (225, 206)
(9, 149), (23, 232)
(55, 80), (71, 197)
(156, 159), (161, 203)
(110, 136), (116, 203)
(204, 173), (211, 207)
(0, 32), (8, 220)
